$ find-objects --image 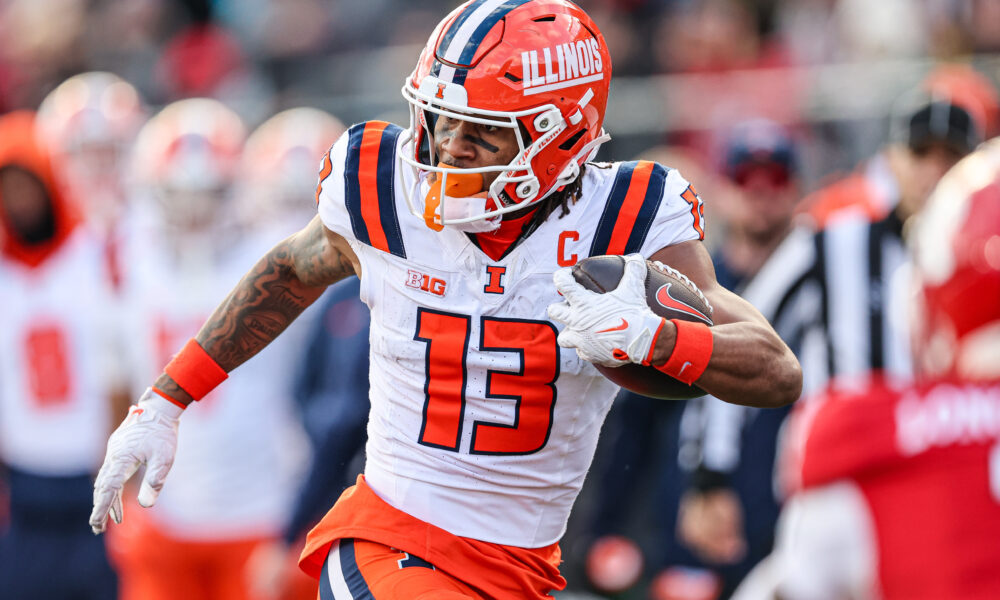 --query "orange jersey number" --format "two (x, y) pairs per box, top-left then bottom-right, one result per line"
(24, 323), (72, 408)
(681, 185), (705, 240)
(414, 309), (558, 455)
